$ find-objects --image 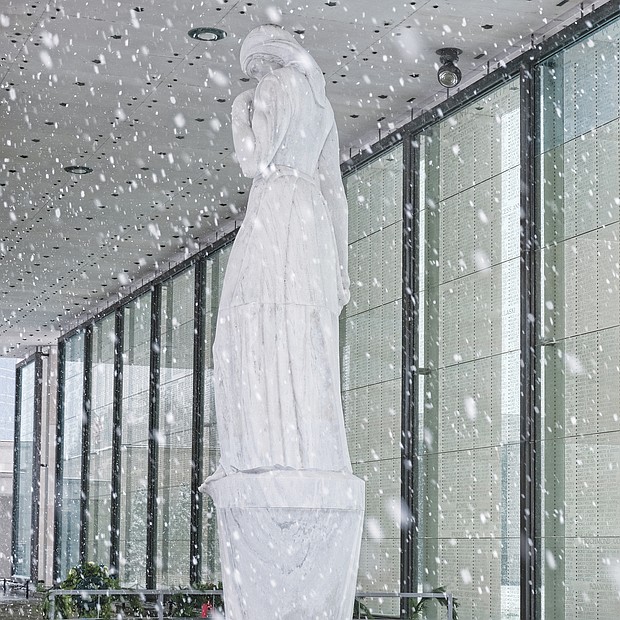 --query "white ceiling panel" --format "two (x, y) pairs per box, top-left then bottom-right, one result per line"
(0, 0), (598, 354)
